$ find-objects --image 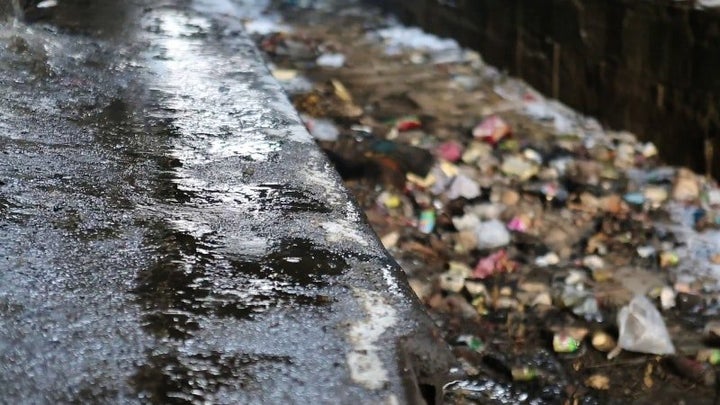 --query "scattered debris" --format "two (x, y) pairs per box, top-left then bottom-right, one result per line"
(253, 3), (720, 402)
